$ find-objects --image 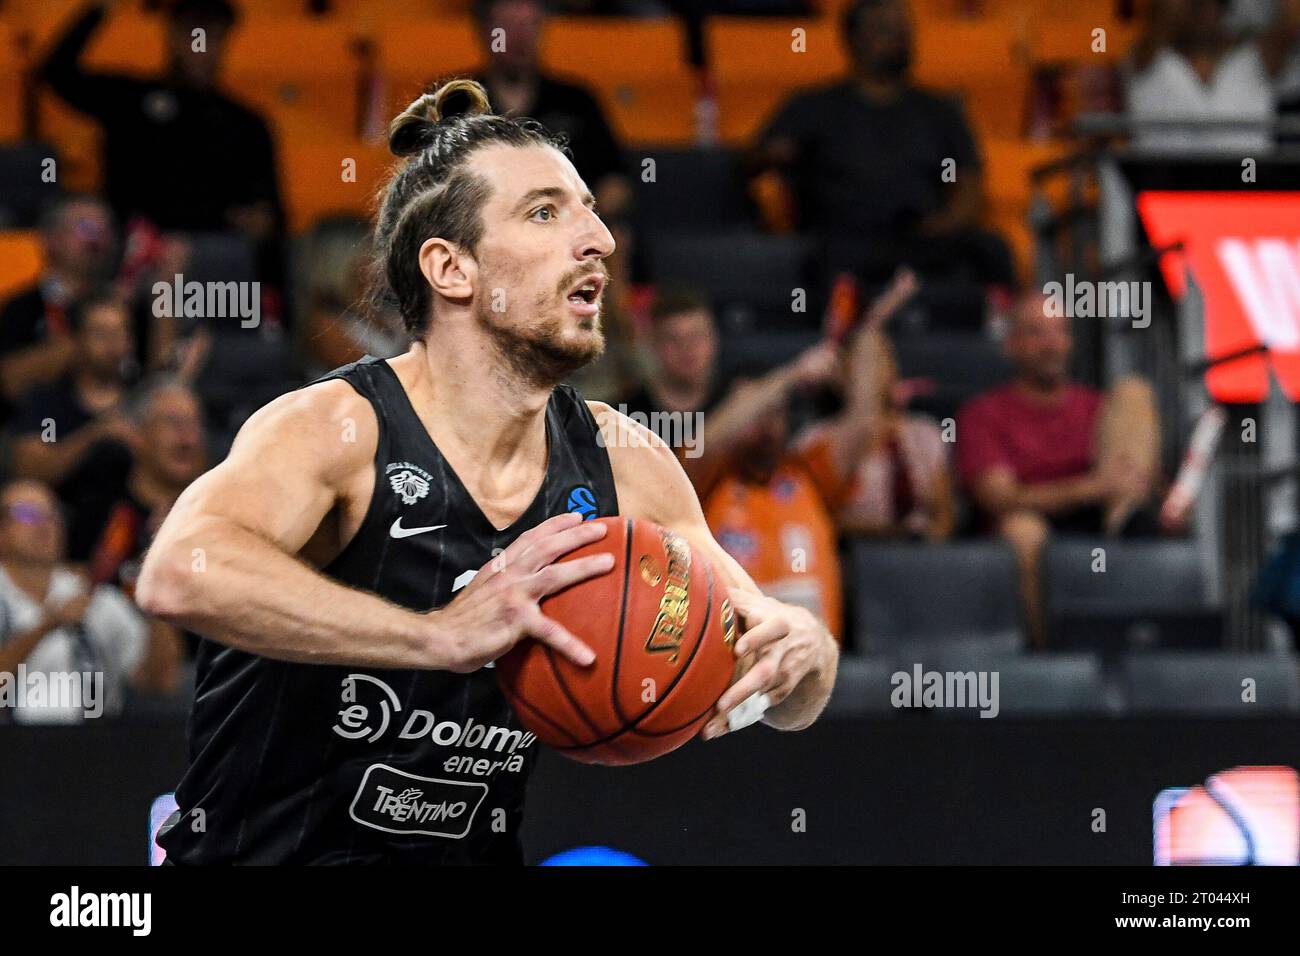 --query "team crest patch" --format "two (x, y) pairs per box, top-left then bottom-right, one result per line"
(386, 461), (433, 505)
